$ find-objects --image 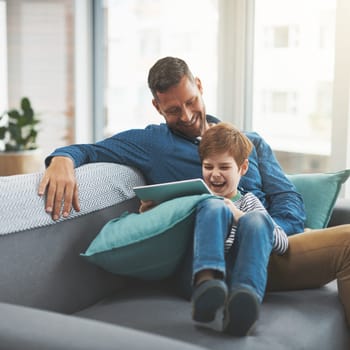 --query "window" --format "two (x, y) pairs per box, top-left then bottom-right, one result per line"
(5, 0), (74, 158)
(102, 0), (219, 136)
(252, 0), (336, 173)
(93, 0), (350, 195)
